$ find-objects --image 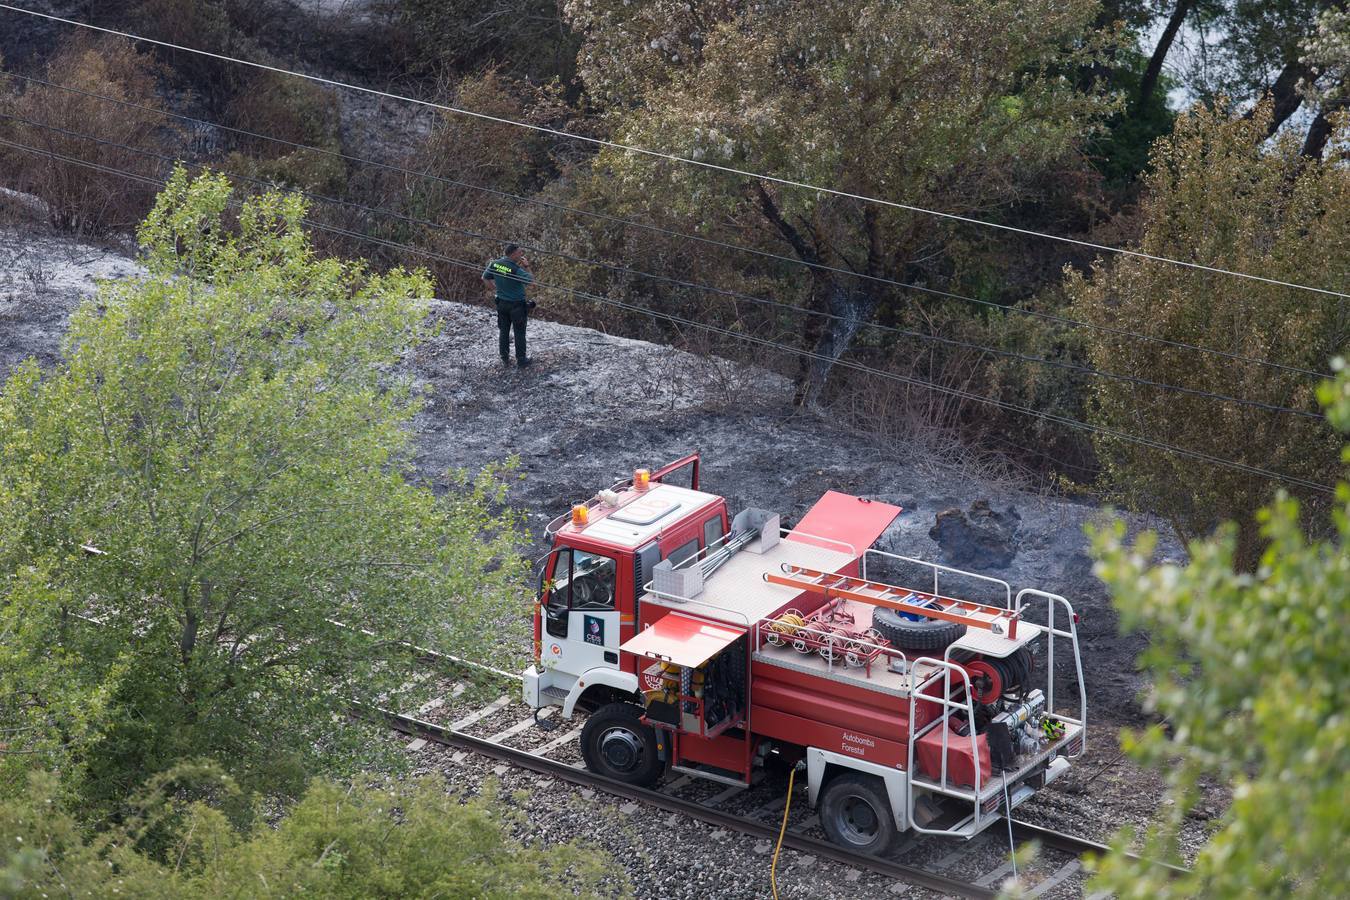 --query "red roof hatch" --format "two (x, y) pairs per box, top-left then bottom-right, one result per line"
(788, 490), (902, 555)
(620, 613), (745, 668)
